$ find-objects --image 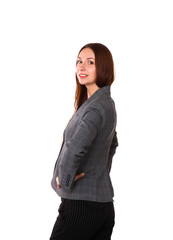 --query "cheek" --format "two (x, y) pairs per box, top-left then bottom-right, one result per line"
(89, 66), (96, 76)
(76, 66), (79, 73)
(92, 69), (97, 80)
